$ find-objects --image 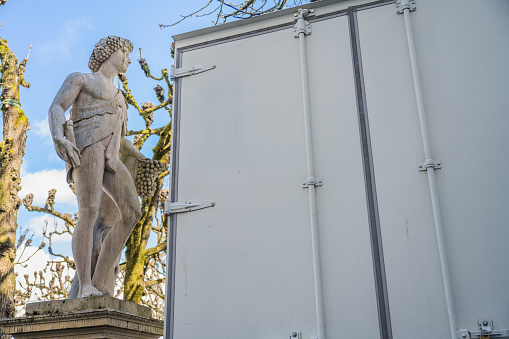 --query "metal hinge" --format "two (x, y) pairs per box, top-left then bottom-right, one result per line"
(303, 177), (323, 188)
(418, 159), (441, 171)
(170, 64), (216, 79)
(458, 329), (509, 338)
(396, 0), (416, 14)
(293, 8), (314, 37)
(457, 319), (509, 338)
(164, 200), (215, 215)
